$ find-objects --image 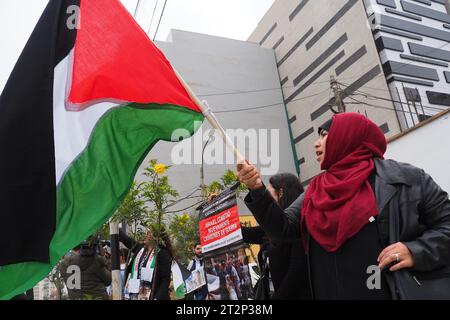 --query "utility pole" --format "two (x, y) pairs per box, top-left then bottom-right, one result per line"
(109, 220), (122, 300)
(330, 75), (346, 113)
